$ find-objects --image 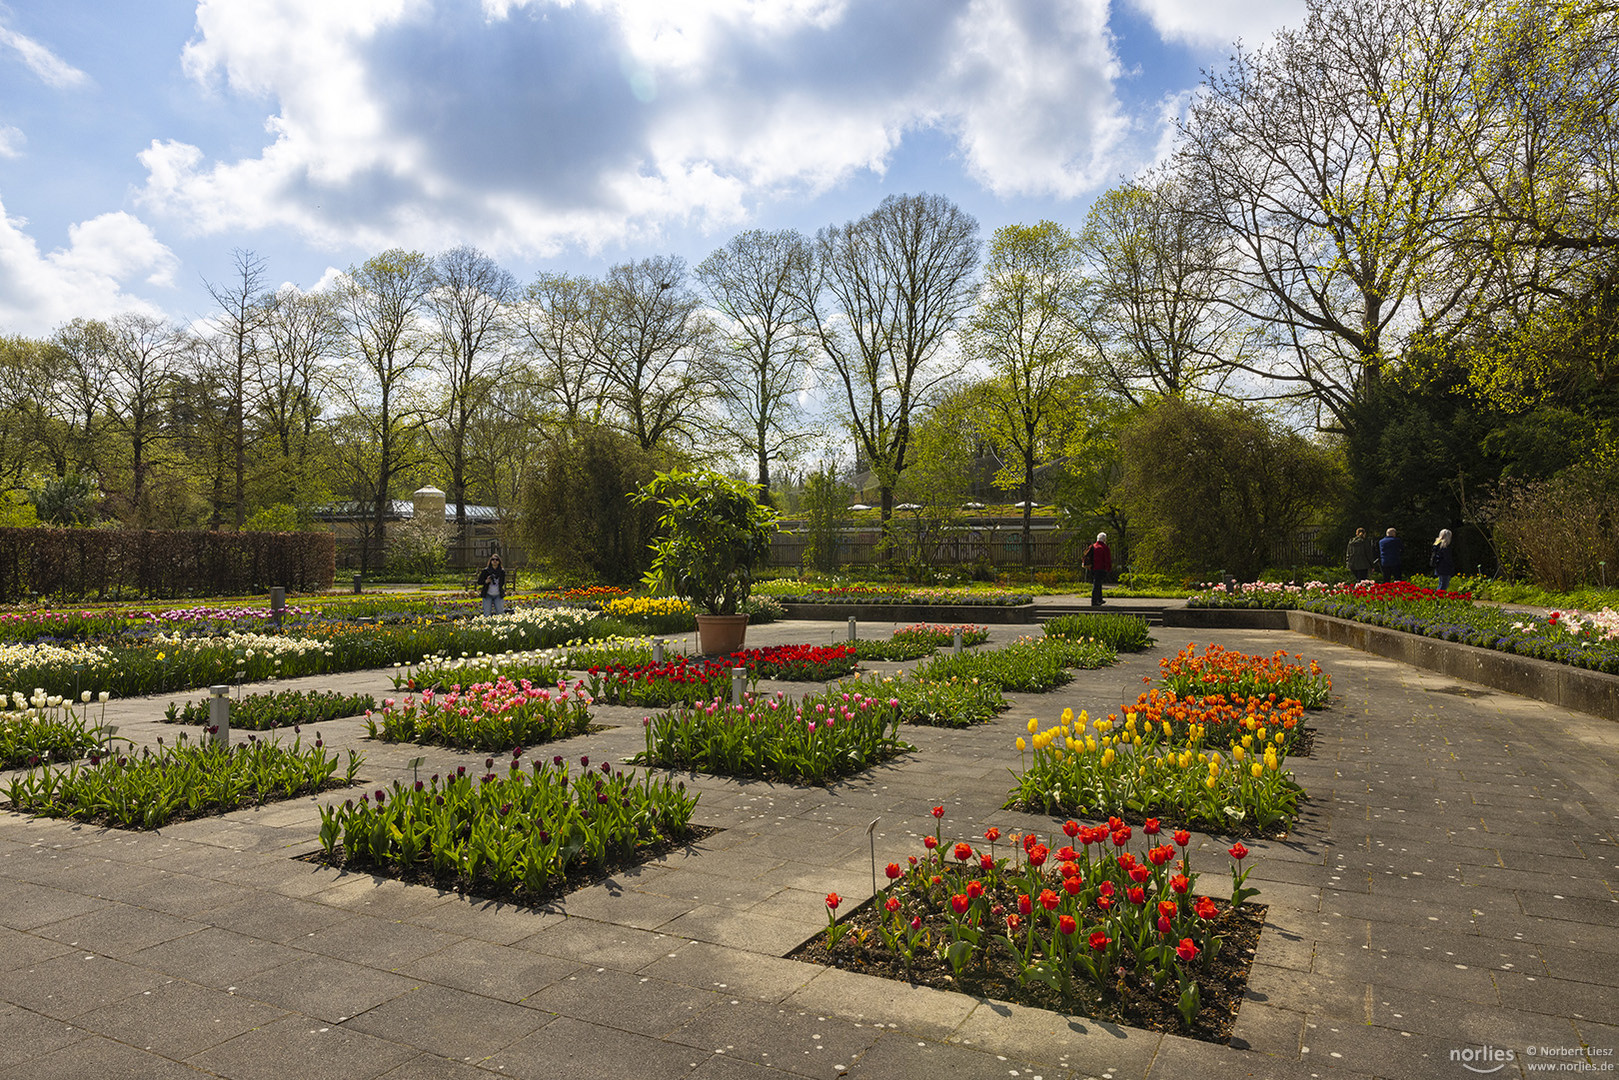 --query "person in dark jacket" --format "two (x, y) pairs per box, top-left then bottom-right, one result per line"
(1430, 528), (1456, 592)
(1377, 528), (1402, 583)
(1082, 532), (1112, 607)
(475, 554), (507, 616)
(1345, 527), (1375, 582)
